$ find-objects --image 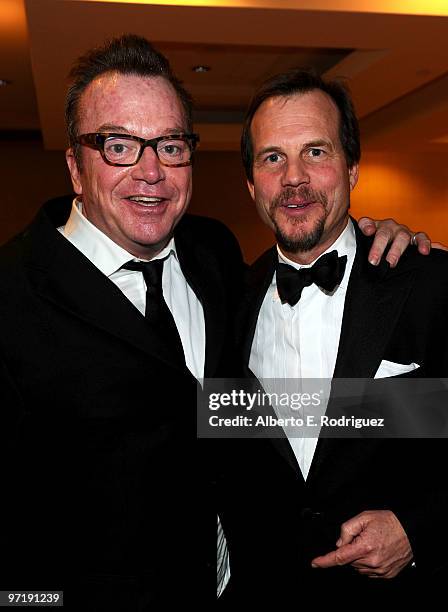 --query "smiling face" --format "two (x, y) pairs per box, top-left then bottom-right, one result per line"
(247, 89), (359, 264)
(66, 72), (192, 259)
